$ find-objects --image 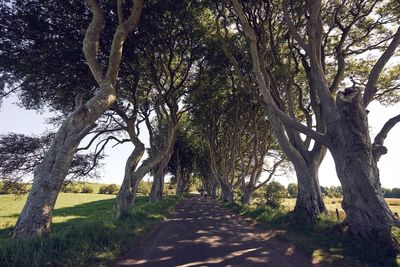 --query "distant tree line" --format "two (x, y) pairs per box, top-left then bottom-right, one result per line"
(383, 188), (400, 198)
